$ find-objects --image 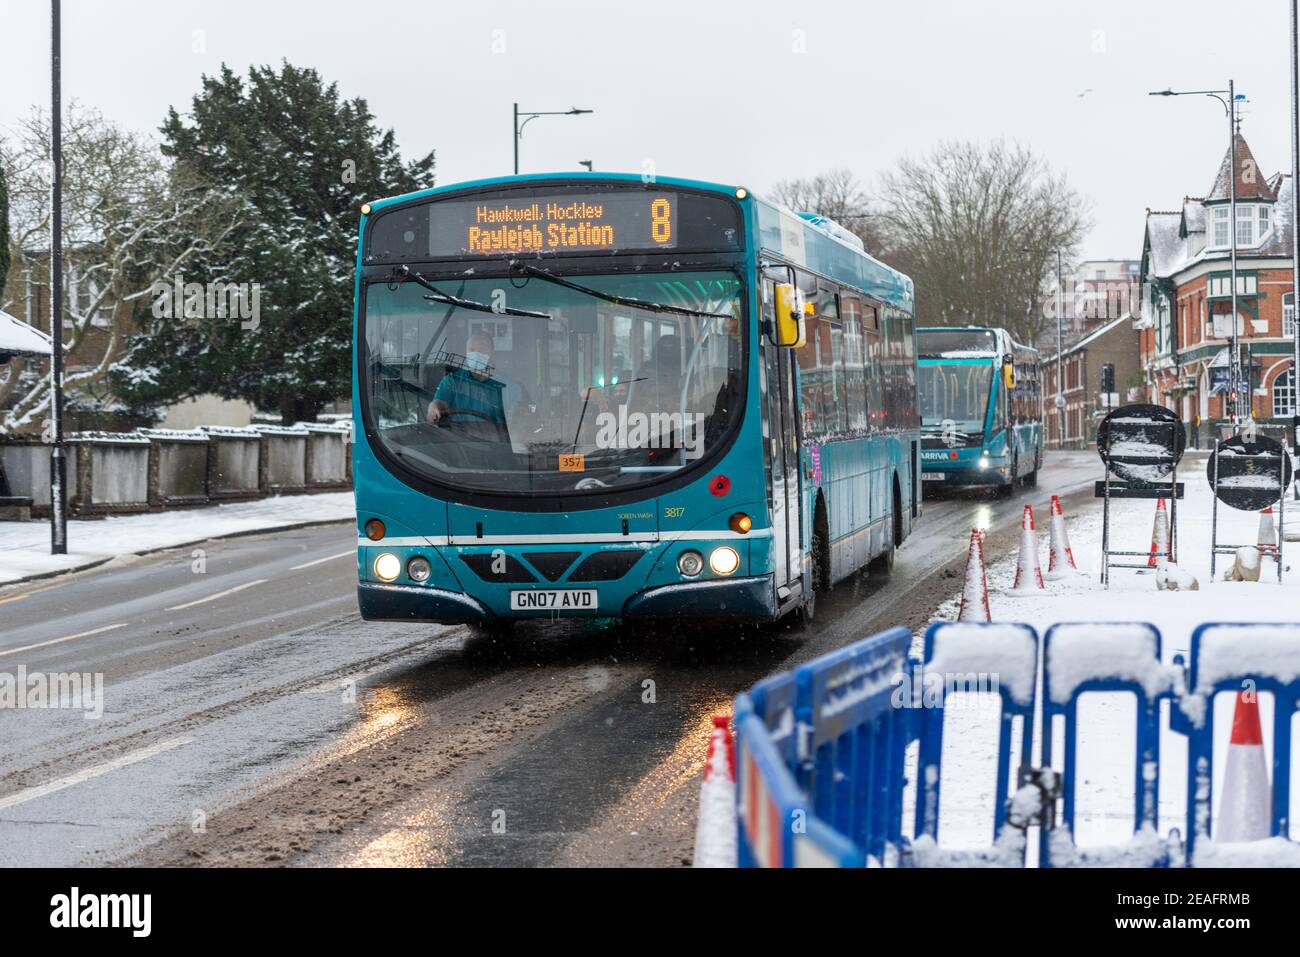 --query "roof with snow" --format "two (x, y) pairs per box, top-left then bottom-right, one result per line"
(1207, 134), (1277, 203)
(1141, 142), (1295, 286)
(1044, 312), (1136, 362)
(0, 310), (53, 359)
